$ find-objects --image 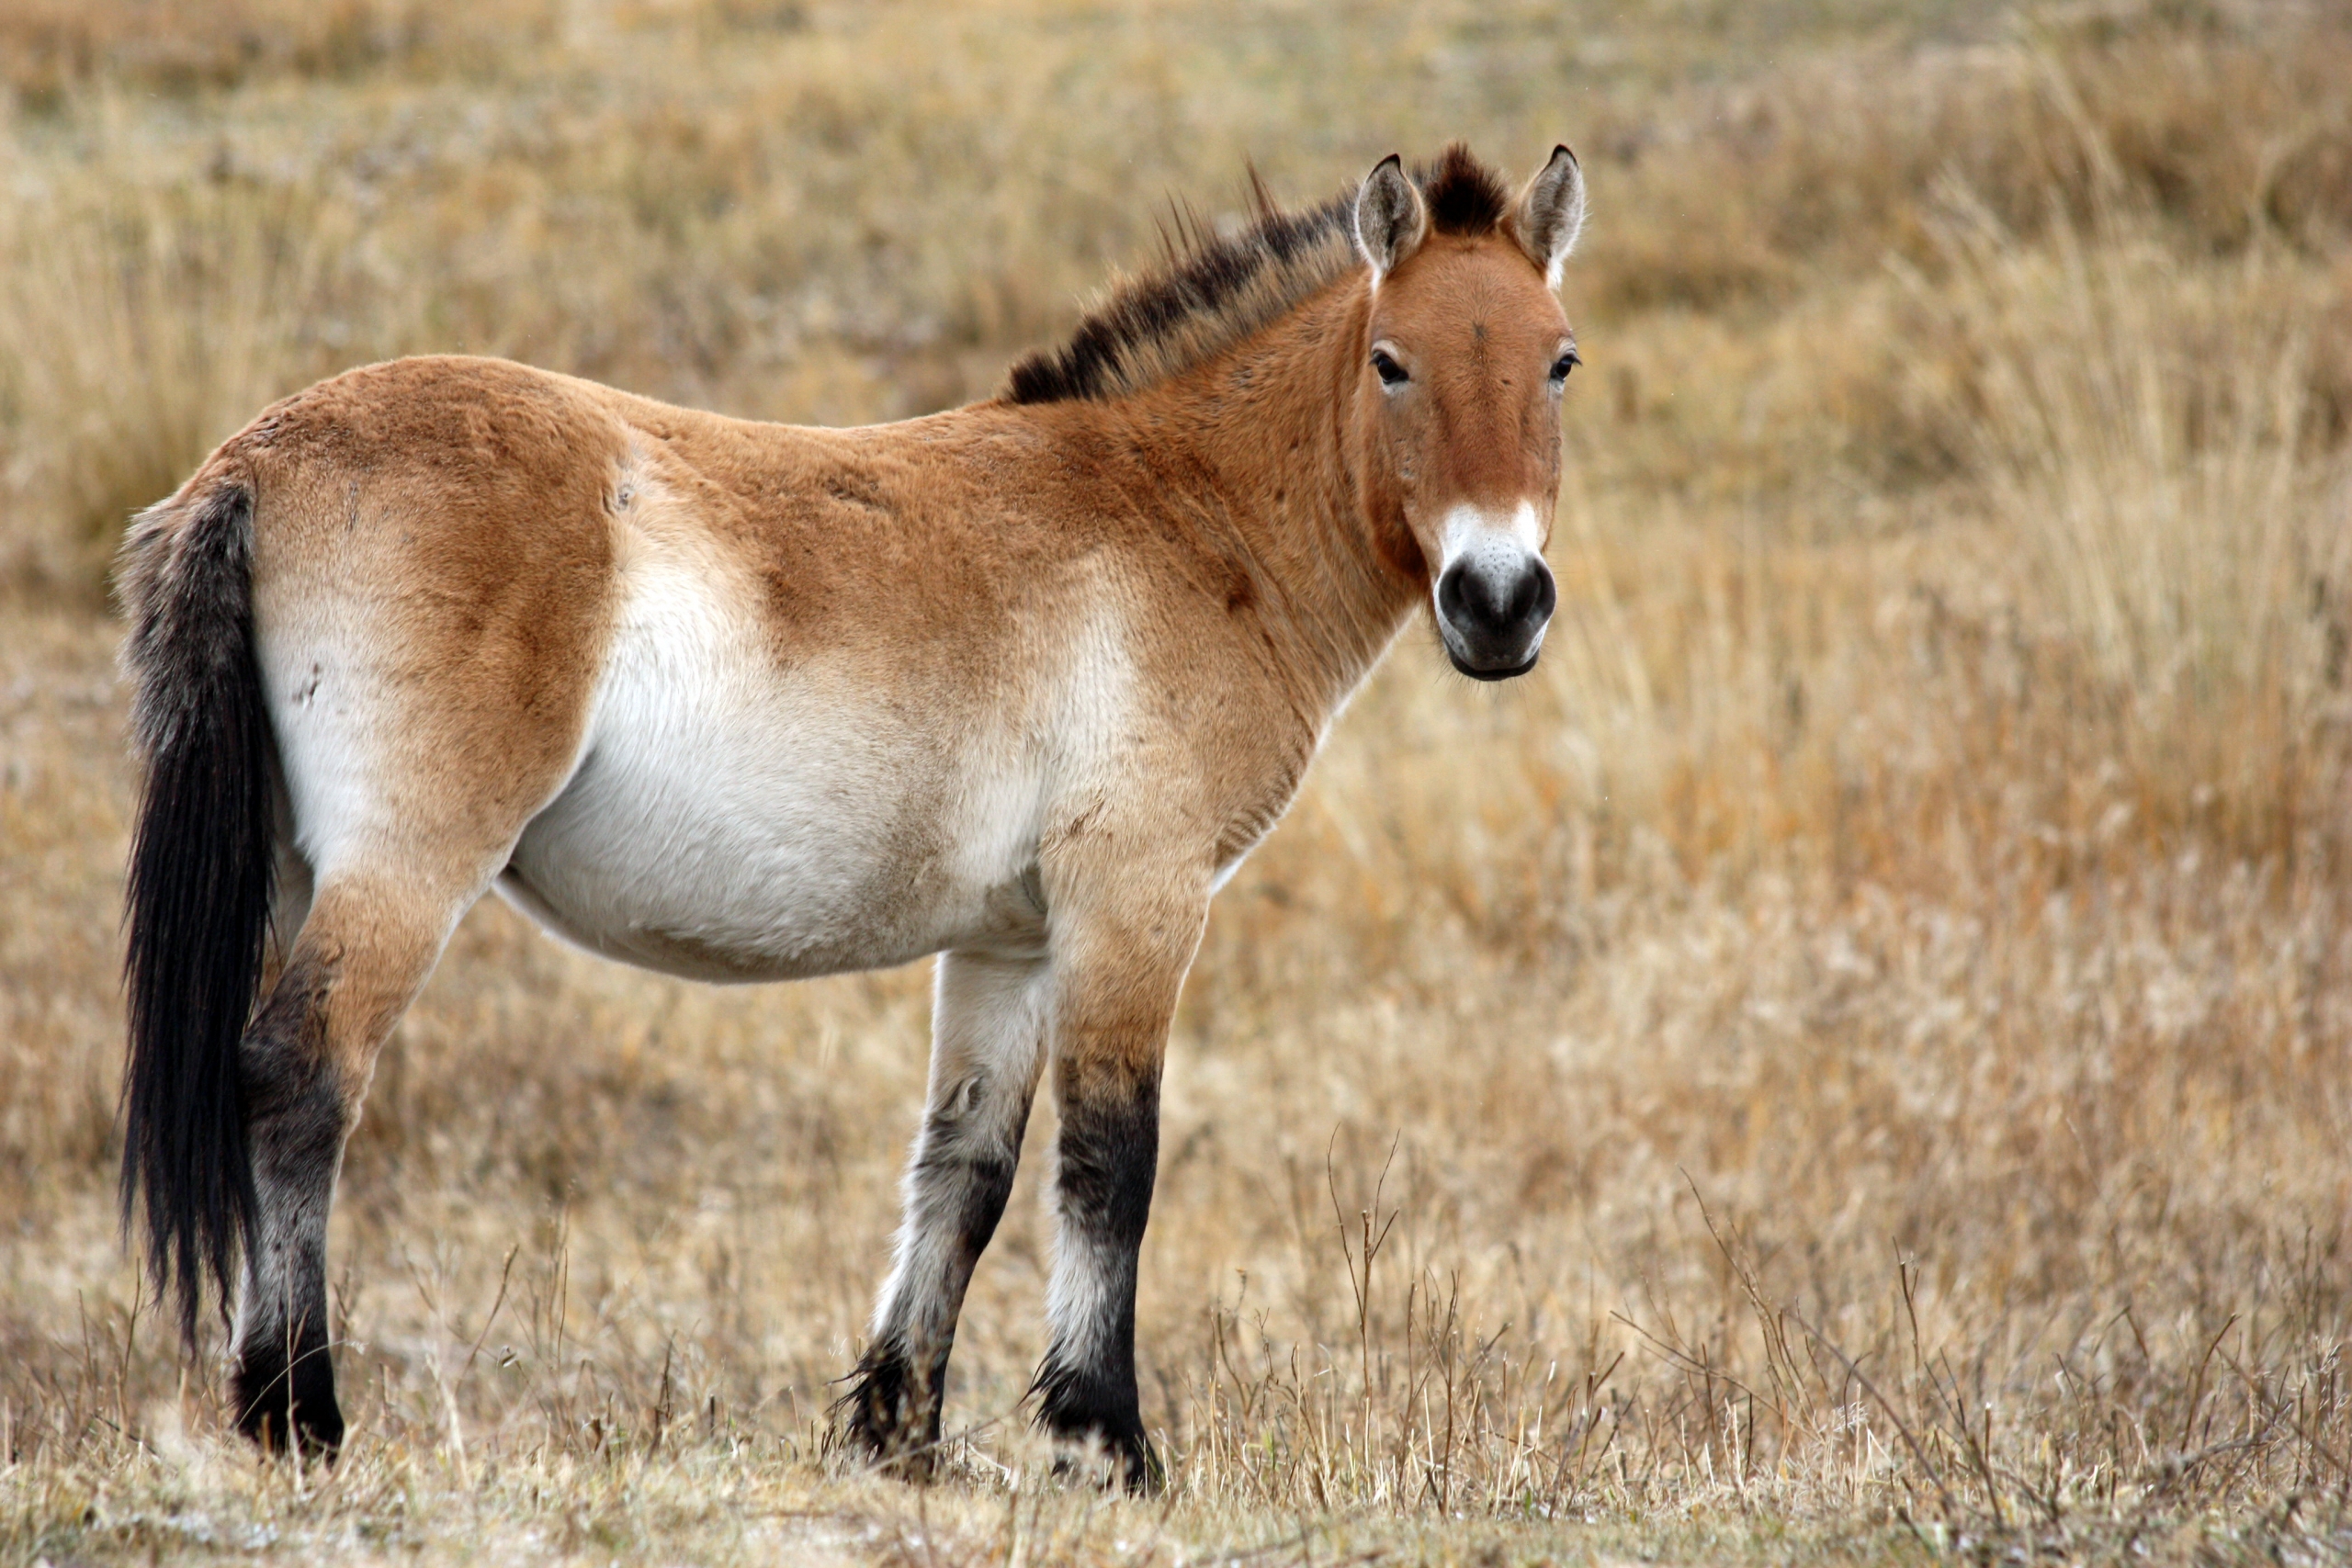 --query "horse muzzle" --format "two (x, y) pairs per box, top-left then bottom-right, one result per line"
(1435, 551), (1555, 681)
